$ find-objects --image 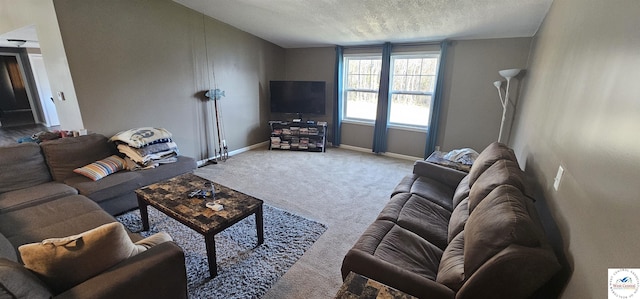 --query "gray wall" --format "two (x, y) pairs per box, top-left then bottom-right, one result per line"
(278, 47), (334, 139)
(511, 1), (640, 298)
(53, 0), (284, 160)
(282, 38), (531, 158)
(440, 38), (531, 152)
